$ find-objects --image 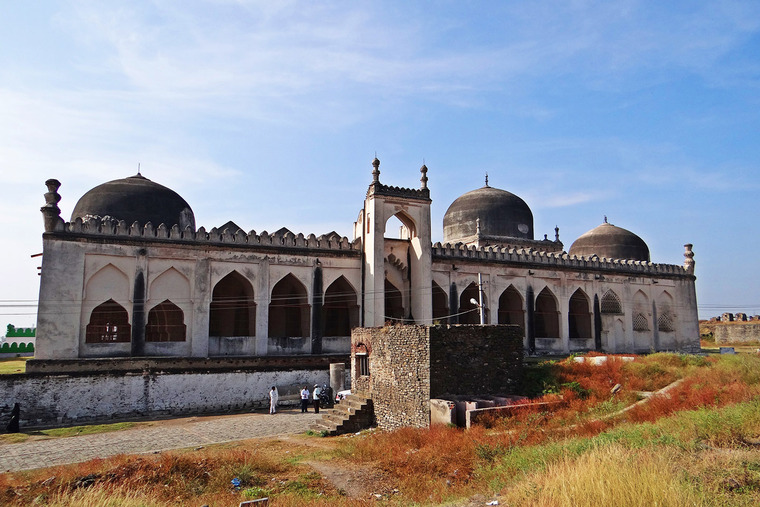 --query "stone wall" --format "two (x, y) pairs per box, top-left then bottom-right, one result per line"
(0, 366), (332, 429)
(351, 324), (524, 431)
(714, 323), (760, 344)
(352, 326), (431, 430)
(429, 325), (523, 397)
